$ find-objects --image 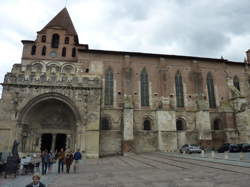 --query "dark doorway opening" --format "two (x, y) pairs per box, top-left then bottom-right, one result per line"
(55, 134), (66, 152)
(41, 134), (52, 152)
